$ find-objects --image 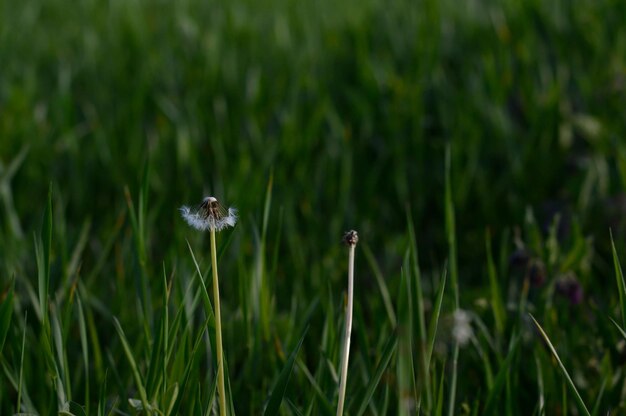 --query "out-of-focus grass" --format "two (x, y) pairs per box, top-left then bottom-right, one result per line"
(1, 0), (626, 414)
